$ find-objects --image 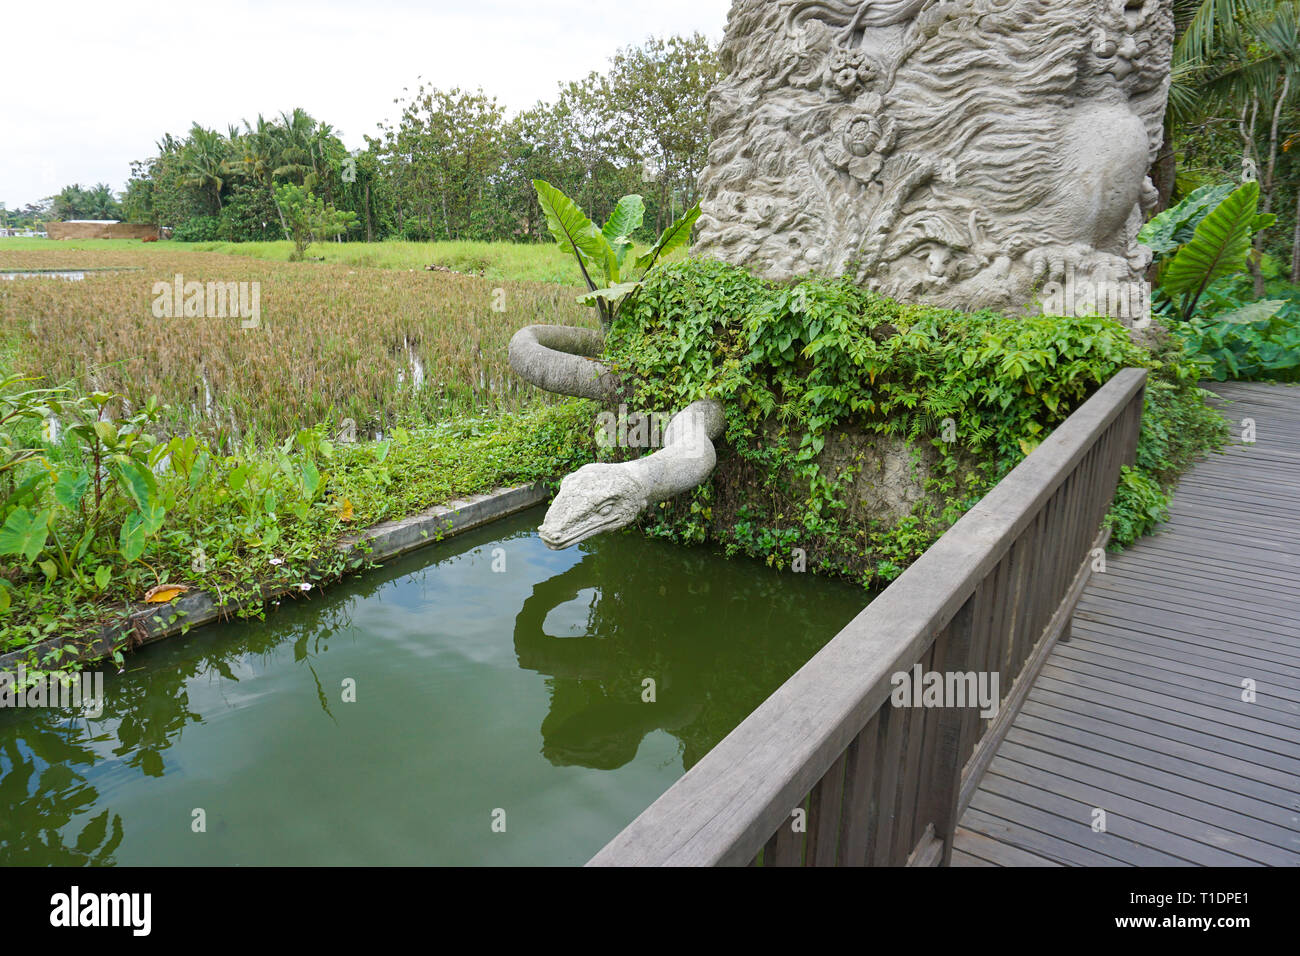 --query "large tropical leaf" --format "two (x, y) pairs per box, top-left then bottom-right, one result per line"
(53, 468), (89, 511)
(113, 458), (159, 516)
(634, 203), (702, 273)
(576, 281), (644, 308)
(533, 179), (612, 290)
(1161, 181), (1263, 318)
(1138, 182), (1235, 256)
(119, 512), (147, 562)
(1214, 299), (1287, 323)
(601, 195), (645, 273)
(0, 507), (50, 564)
(1252, 212), (1278, 233)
